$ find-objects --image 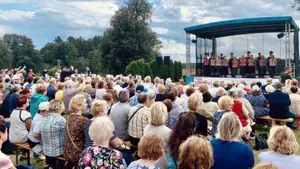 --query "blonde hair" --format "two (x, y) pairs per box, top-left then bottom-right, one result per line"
(144, 76), (151, 83)
(64, 80), (73, 88)
(178, 136), (214, 169)
(254, 162), (278, 169)
(89, 117), (114, 144)
(57, 82), (65, 90)
(36, 83), (46, 94)
(150, 102), (168, 126)
(218, 96), (234, 110)
(157, 84), (165, 94)
(285, 79), (292, 88)
(216, 112), (242, 141)
(48, 100), (65, 114)
(188, 92), (203, 111)
(83, 84), (93, 94)
(69, 94), (87, 113)
(92, 100), (108, 117)
(267, 126), (298, 155)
